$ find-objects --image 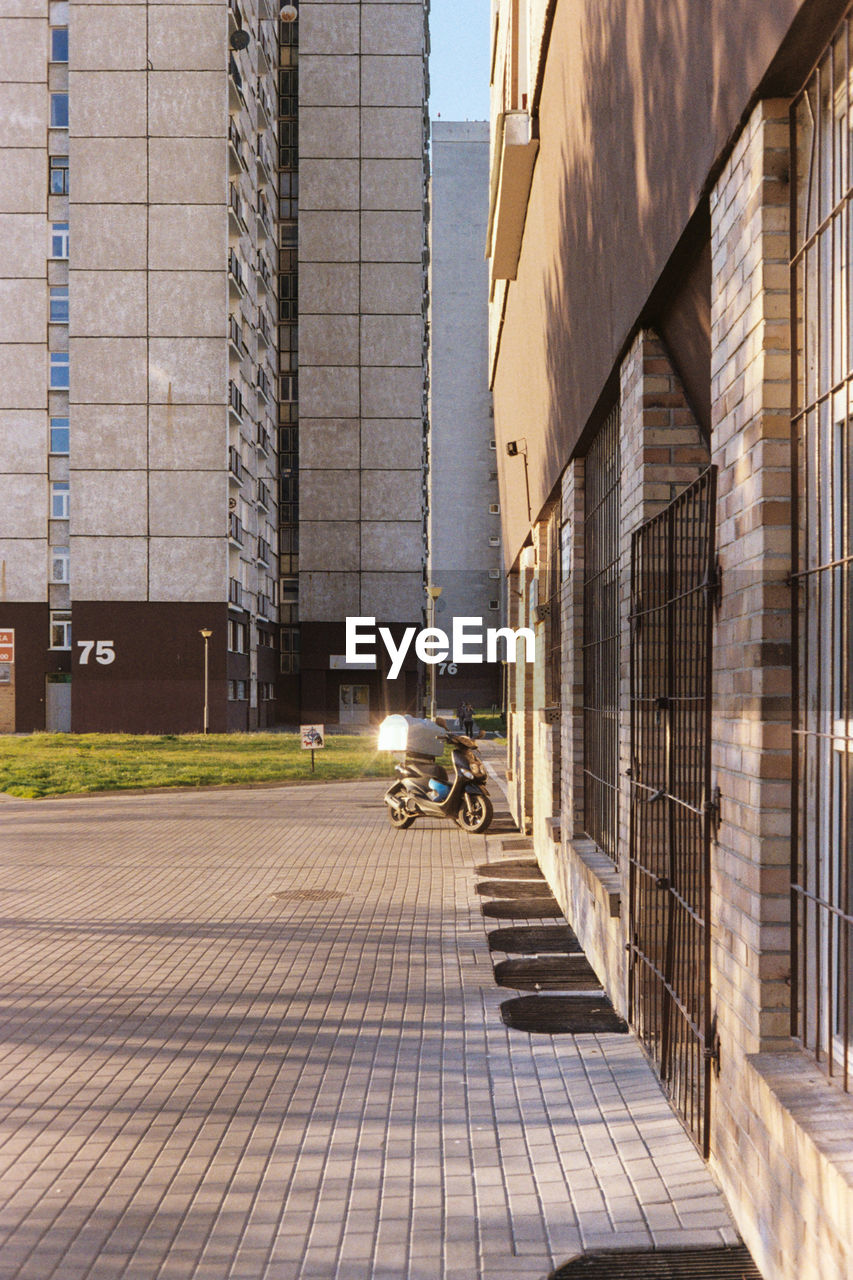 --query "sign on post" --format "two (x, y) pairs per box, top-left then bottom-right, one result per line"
(301, 724), (325, 772)
(0, 630), (14, 663)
